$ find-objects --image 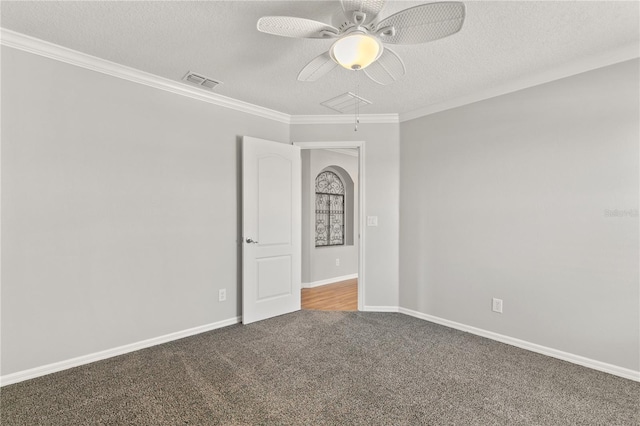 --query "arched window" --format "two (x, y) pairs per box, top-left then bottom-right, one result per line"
(315, 171), (345, 246)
